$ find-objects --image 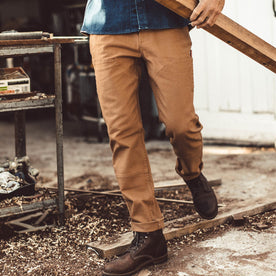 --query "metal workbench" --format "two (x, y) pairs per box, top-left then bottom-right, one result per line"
(0, 38), (74, 223)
